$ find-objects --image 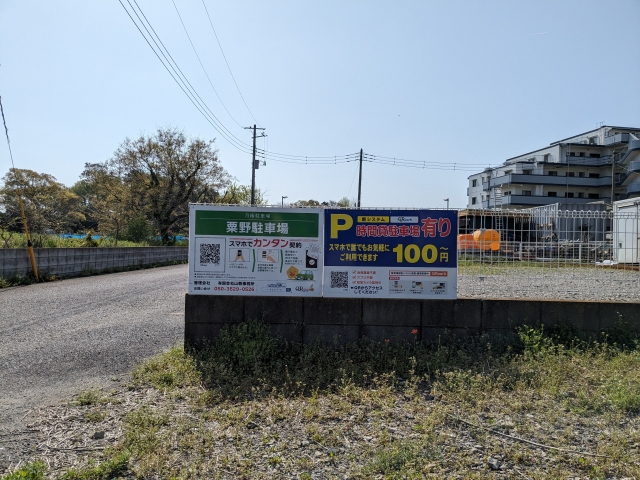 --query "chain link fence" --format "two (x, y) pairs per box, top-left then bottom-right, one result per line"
(457, 205), (640, 302)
